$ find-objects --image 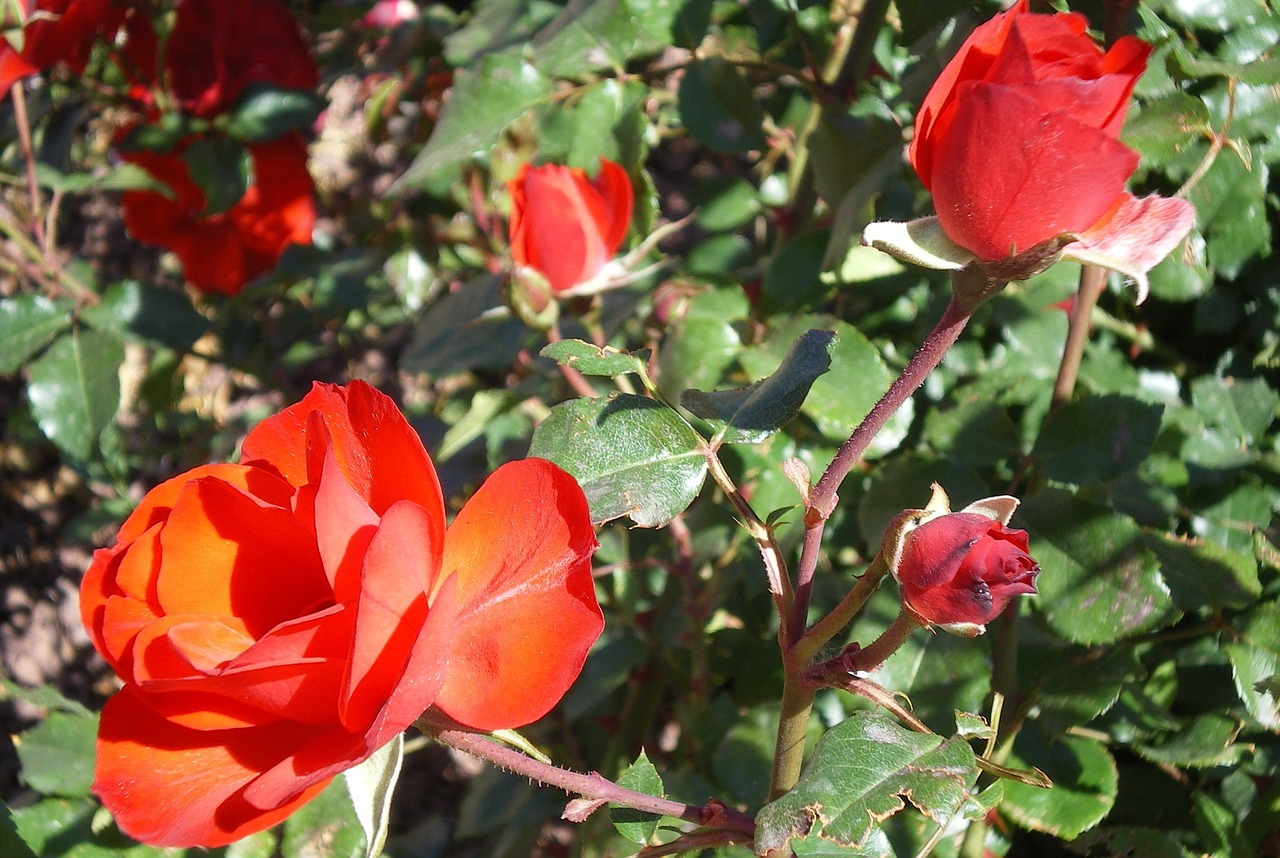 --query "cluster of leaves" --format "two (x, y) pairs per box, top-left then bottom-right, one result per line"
(1, 0), (1278, 856)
